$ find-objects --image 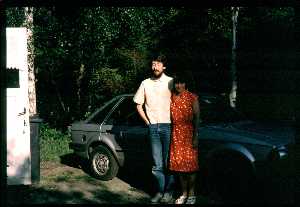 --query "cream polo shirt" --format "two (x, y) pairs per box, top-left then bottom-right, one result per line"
(133, 73), (173, 124)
